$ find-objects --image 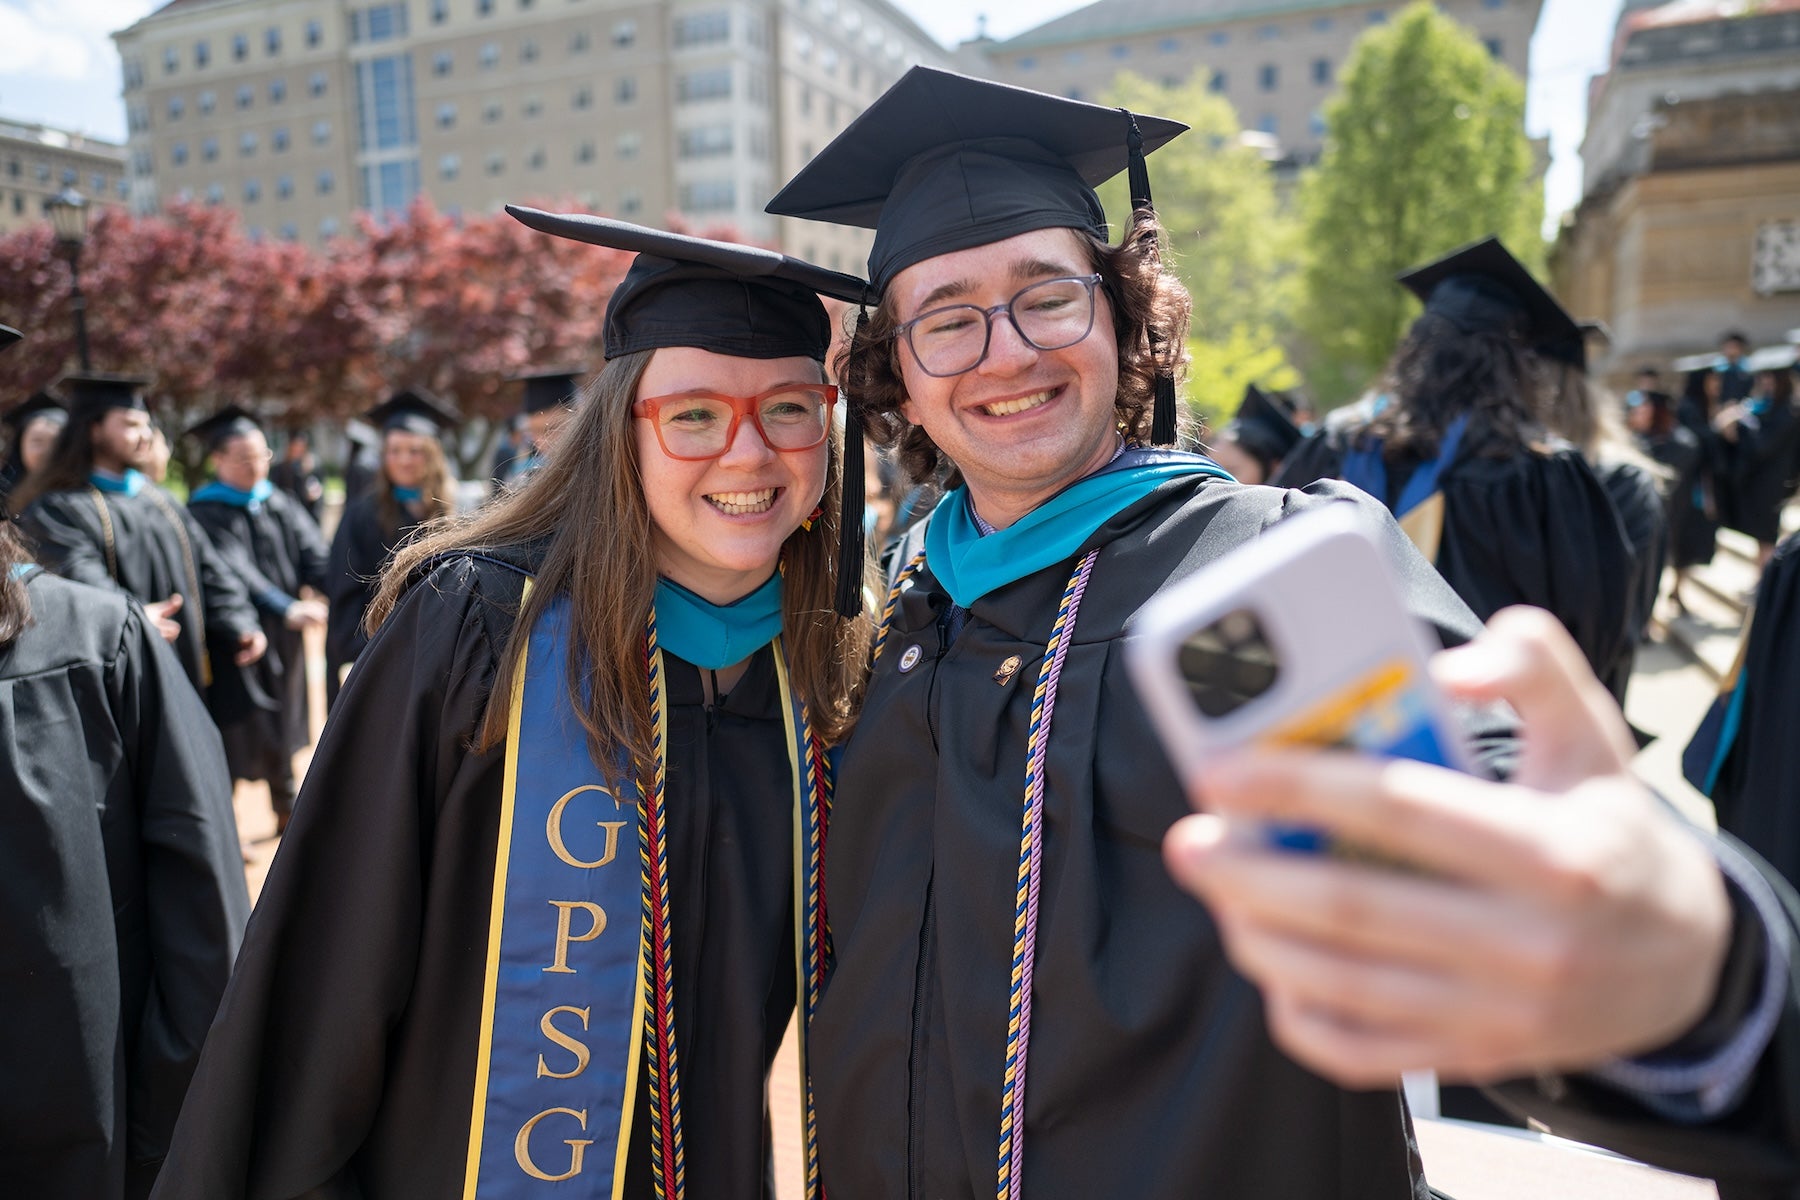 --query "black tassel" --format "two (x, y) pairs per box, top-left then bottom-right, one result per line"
(1151, 371), (1178, 446)
(1124, 112), (1153, 213)
(835, 309), (870, 618)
